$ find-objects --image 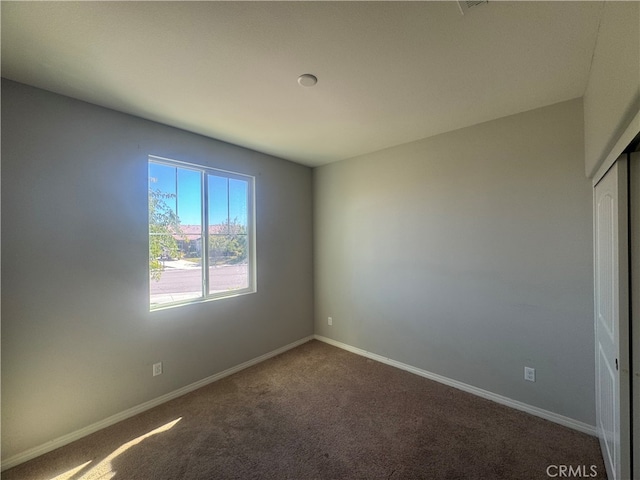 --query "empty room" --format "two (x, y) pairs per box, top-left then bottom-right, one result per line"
(2, 2), (639, 479)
